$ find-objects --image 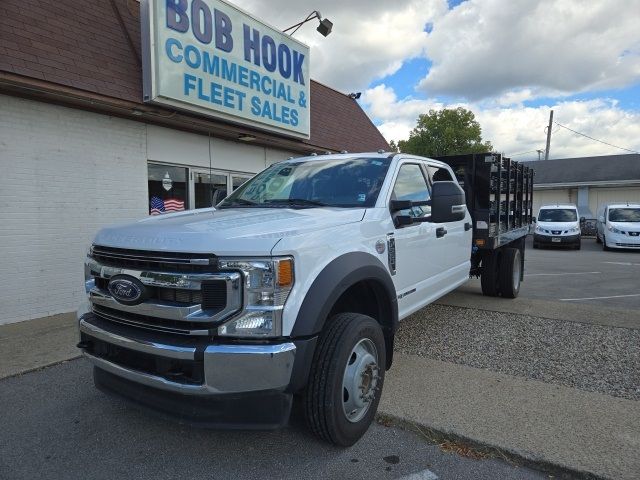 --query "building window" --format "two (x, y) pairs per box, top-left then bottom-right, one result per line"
(232, 174), (252, 191)
(148, 164), (188, 215)
(194, 171), (228, 209)
(147, 163), (255, 214)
